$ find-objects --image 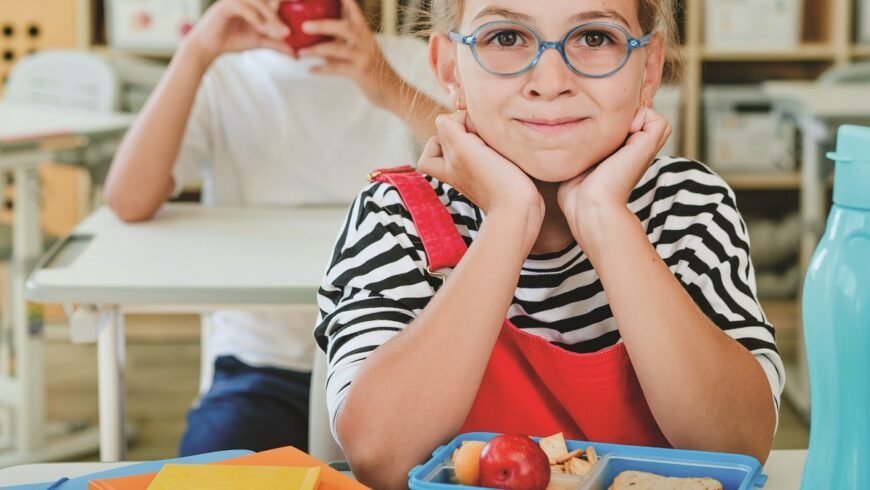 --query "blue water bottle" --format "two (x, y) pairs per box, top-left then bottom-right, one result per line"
(800, 125), (870, 489)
